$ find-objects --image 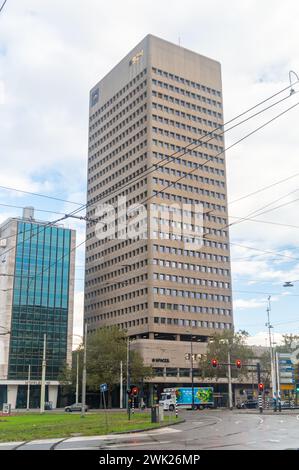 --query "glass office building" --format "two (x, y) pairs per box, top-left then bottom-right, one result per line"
(0, 208), (75, 408)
